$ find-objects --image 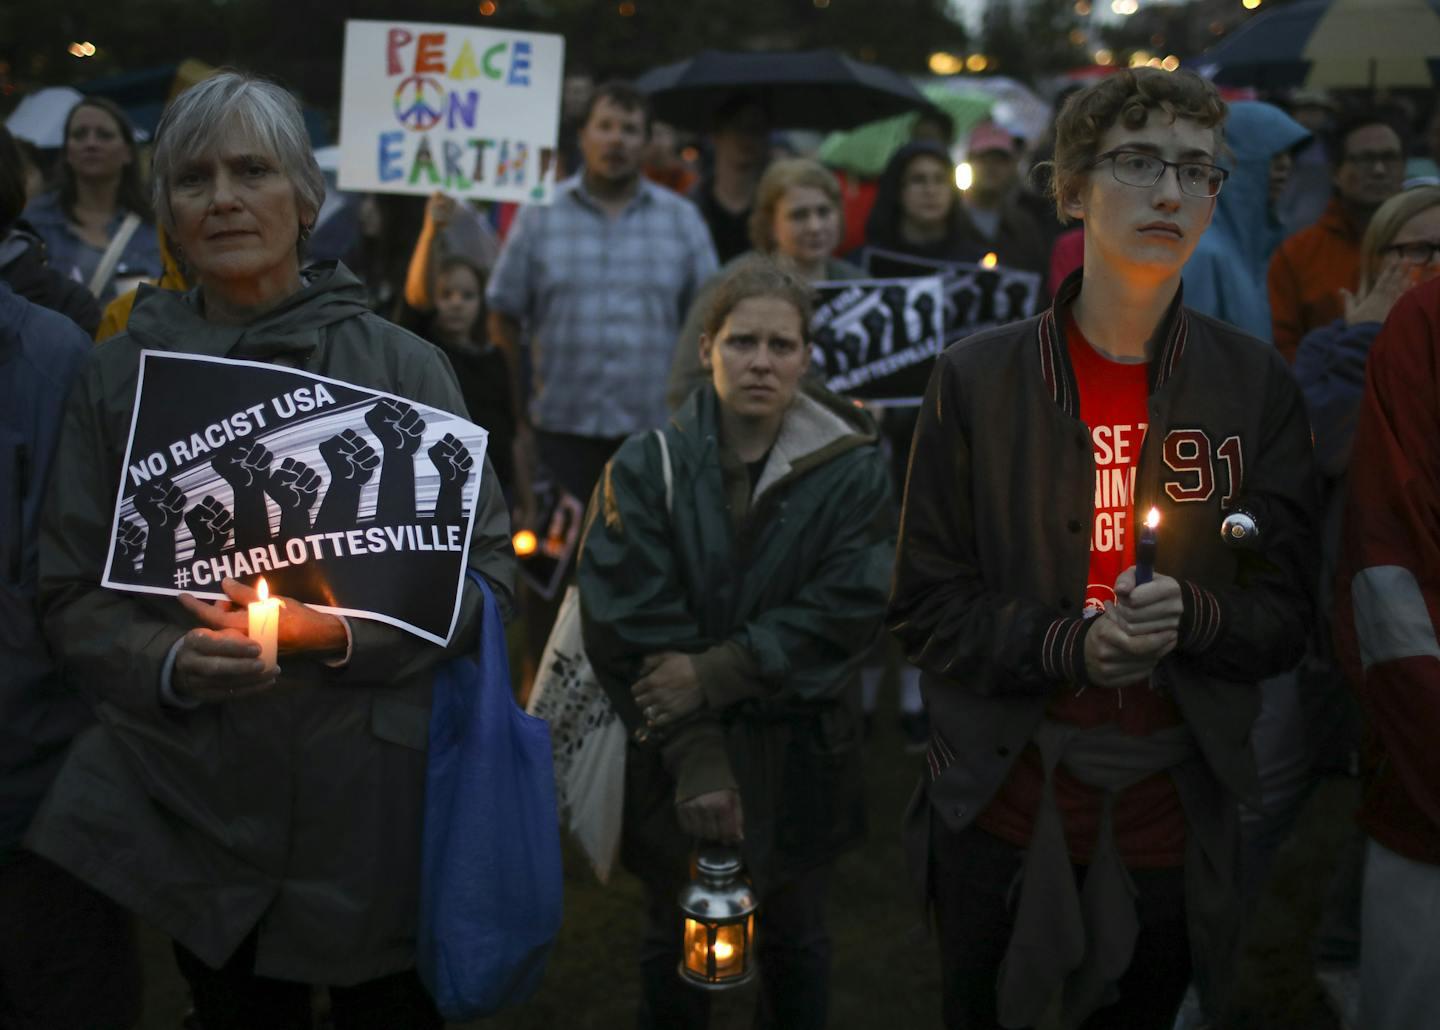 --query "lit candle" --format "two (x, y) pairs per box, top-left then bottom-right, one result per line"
(512, 529), (538, 557)
(981, 251), (999, 269)
(1135, 507), (1160, 585)
(247, 576), (282, 670)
